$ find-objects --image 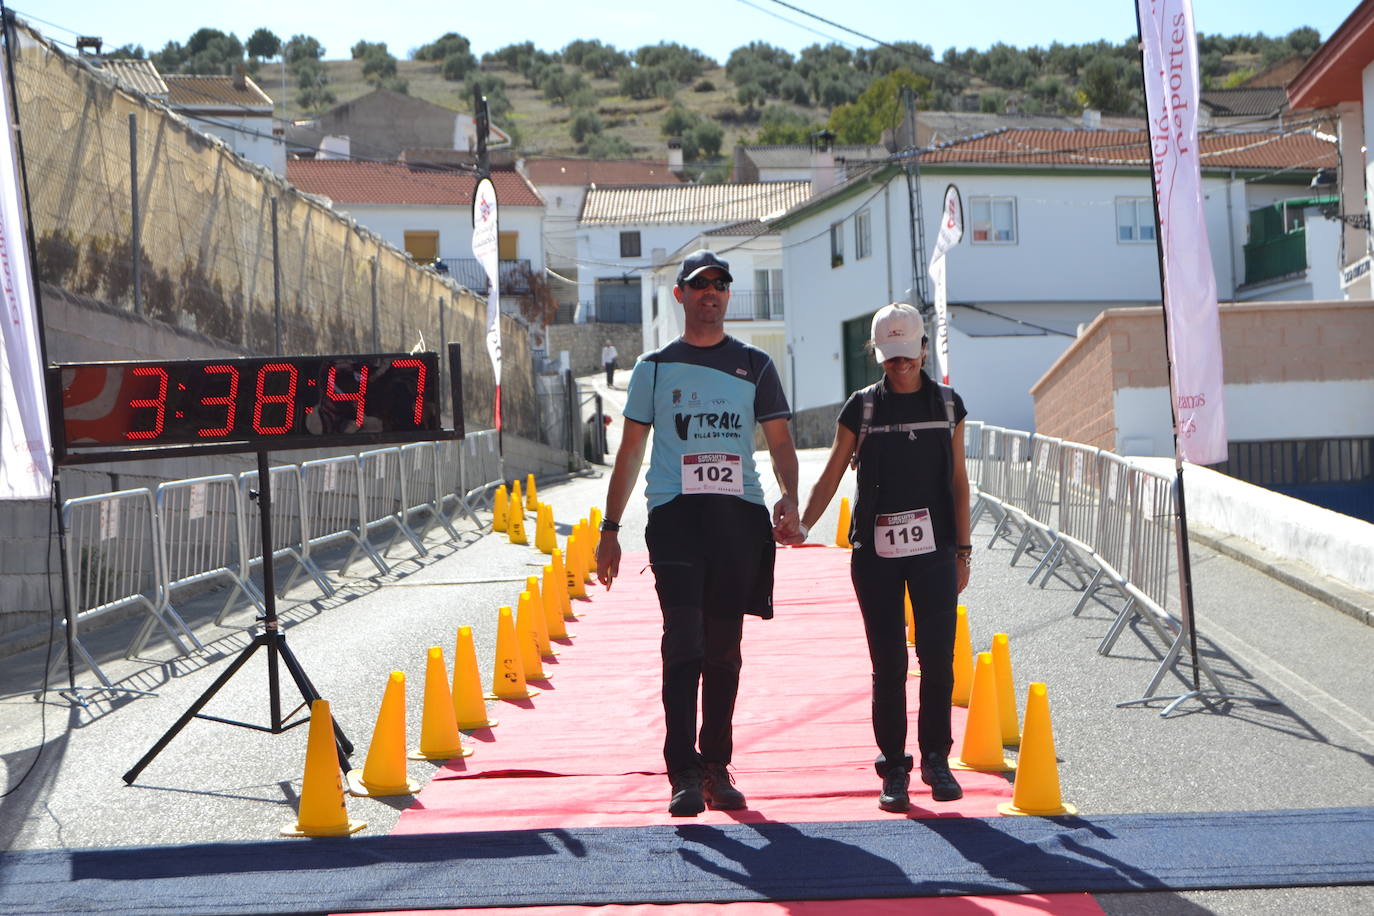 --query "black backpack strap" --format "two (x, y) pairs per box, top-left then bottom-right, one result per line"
(849, 383), (879, 471)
